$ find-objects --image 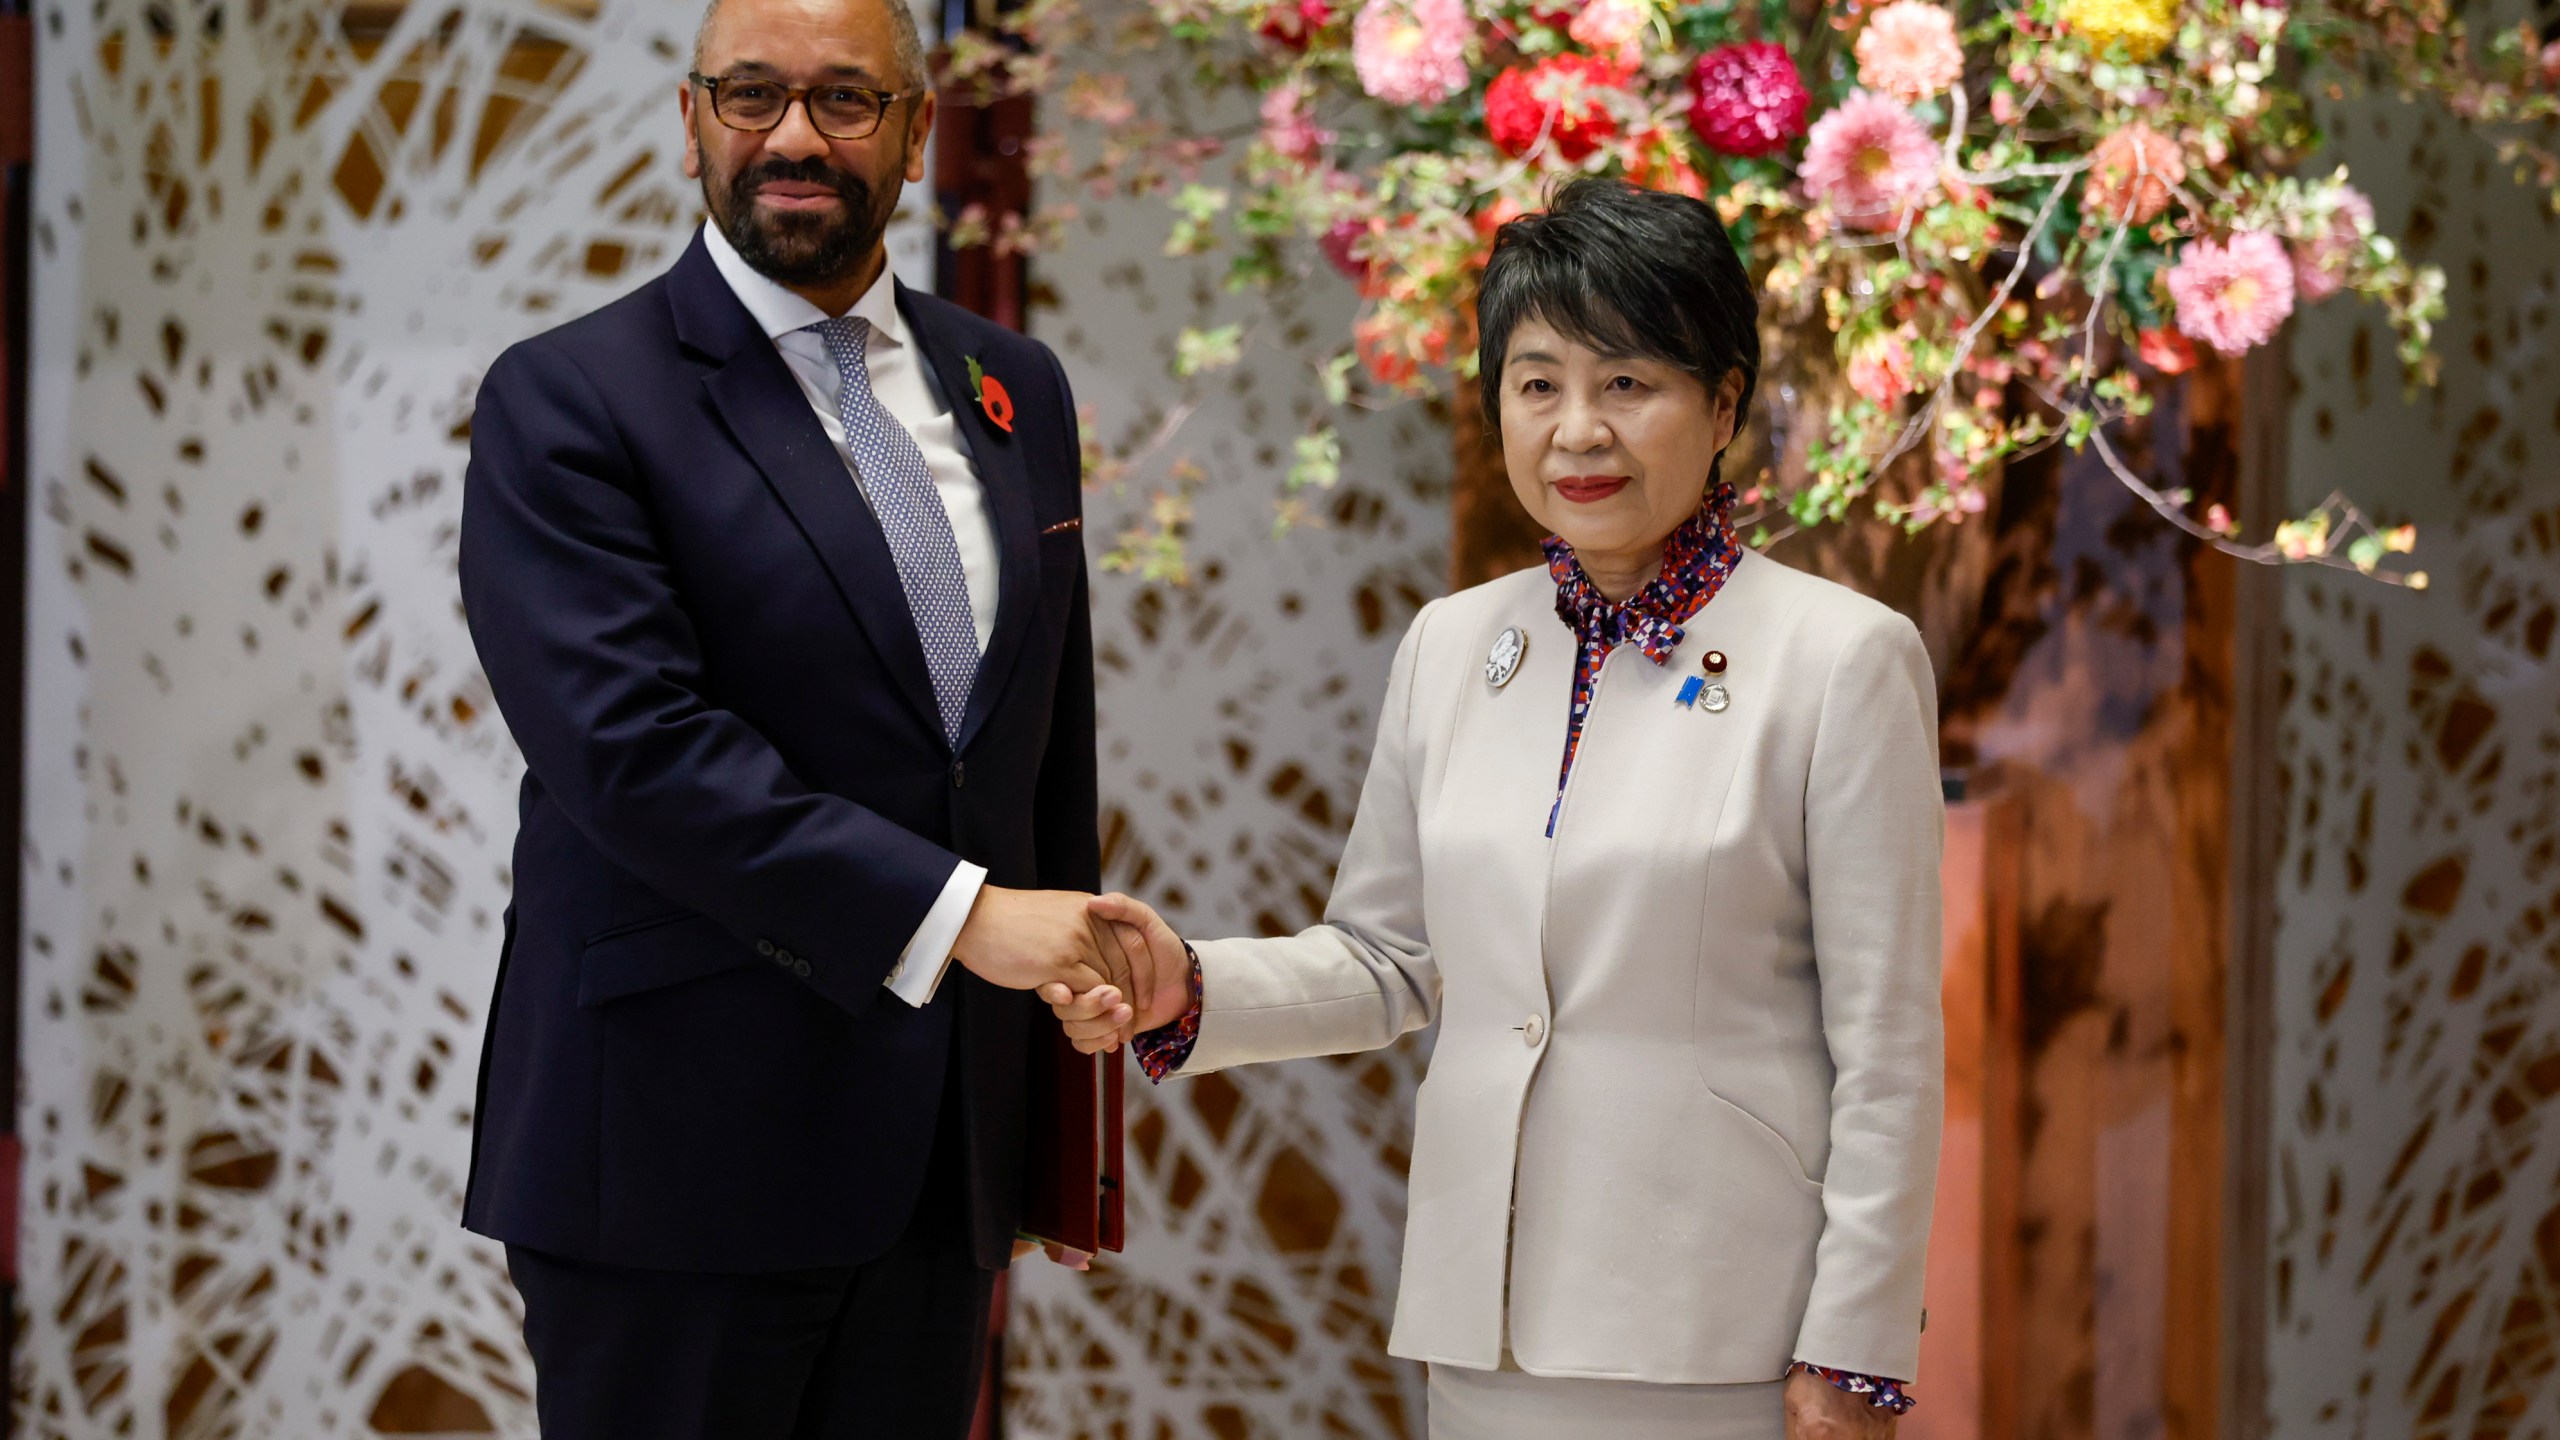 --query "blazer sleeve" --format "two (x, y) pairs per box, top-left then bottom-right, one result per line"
(1791, 611), (1947, 1381)
(1031, 344), (1101, 893)
(459, 339), (962, 1012)
(1168, 602), (1442, 1076)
